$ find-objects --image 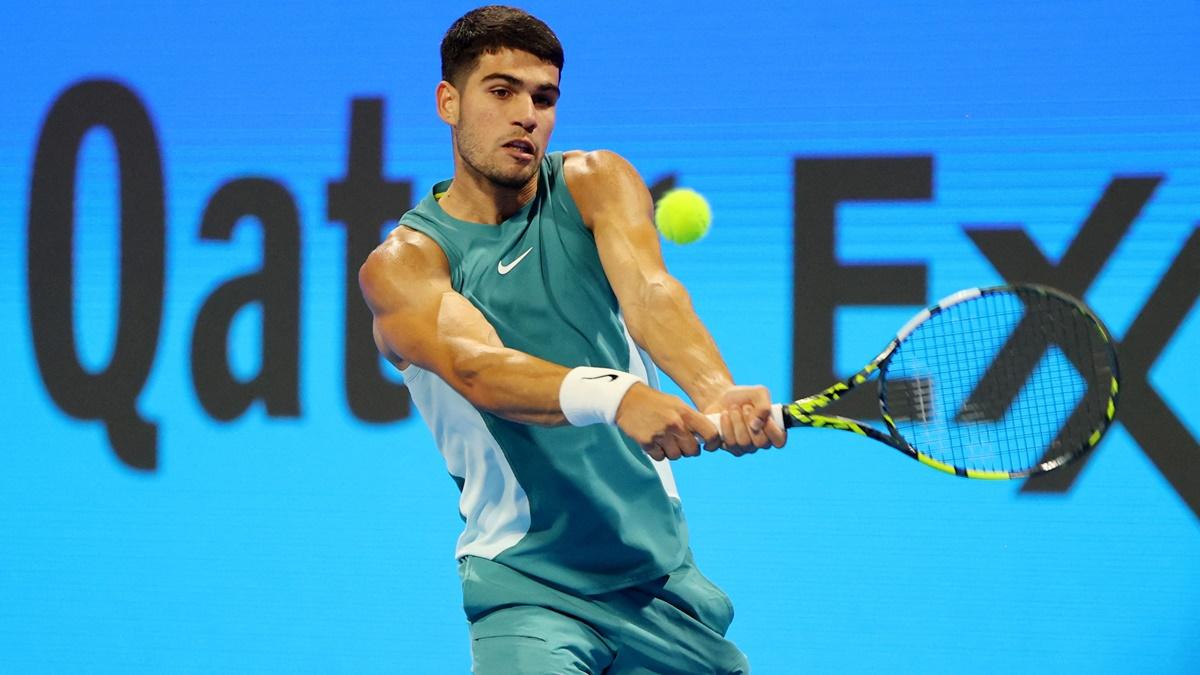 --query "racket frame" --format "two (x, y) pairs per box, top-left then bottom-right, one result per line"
(779, 284), (1120, 479)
